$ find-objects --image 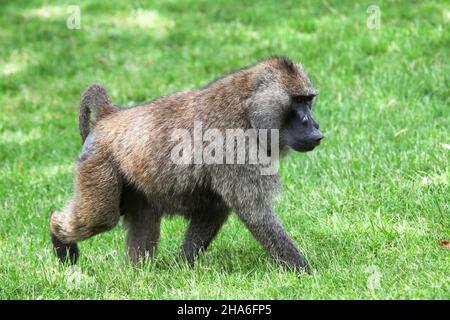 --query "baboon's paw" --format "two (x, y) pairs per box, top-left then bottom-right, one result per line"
(294, 259), (312, 275)
(50, 212), (79, 265)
